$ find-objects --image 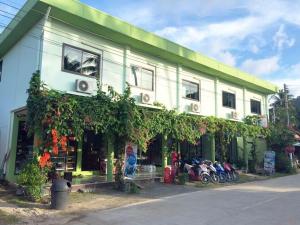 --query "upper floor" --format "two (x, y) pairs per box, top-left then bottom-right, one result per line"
(0, 0), (278, 123)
